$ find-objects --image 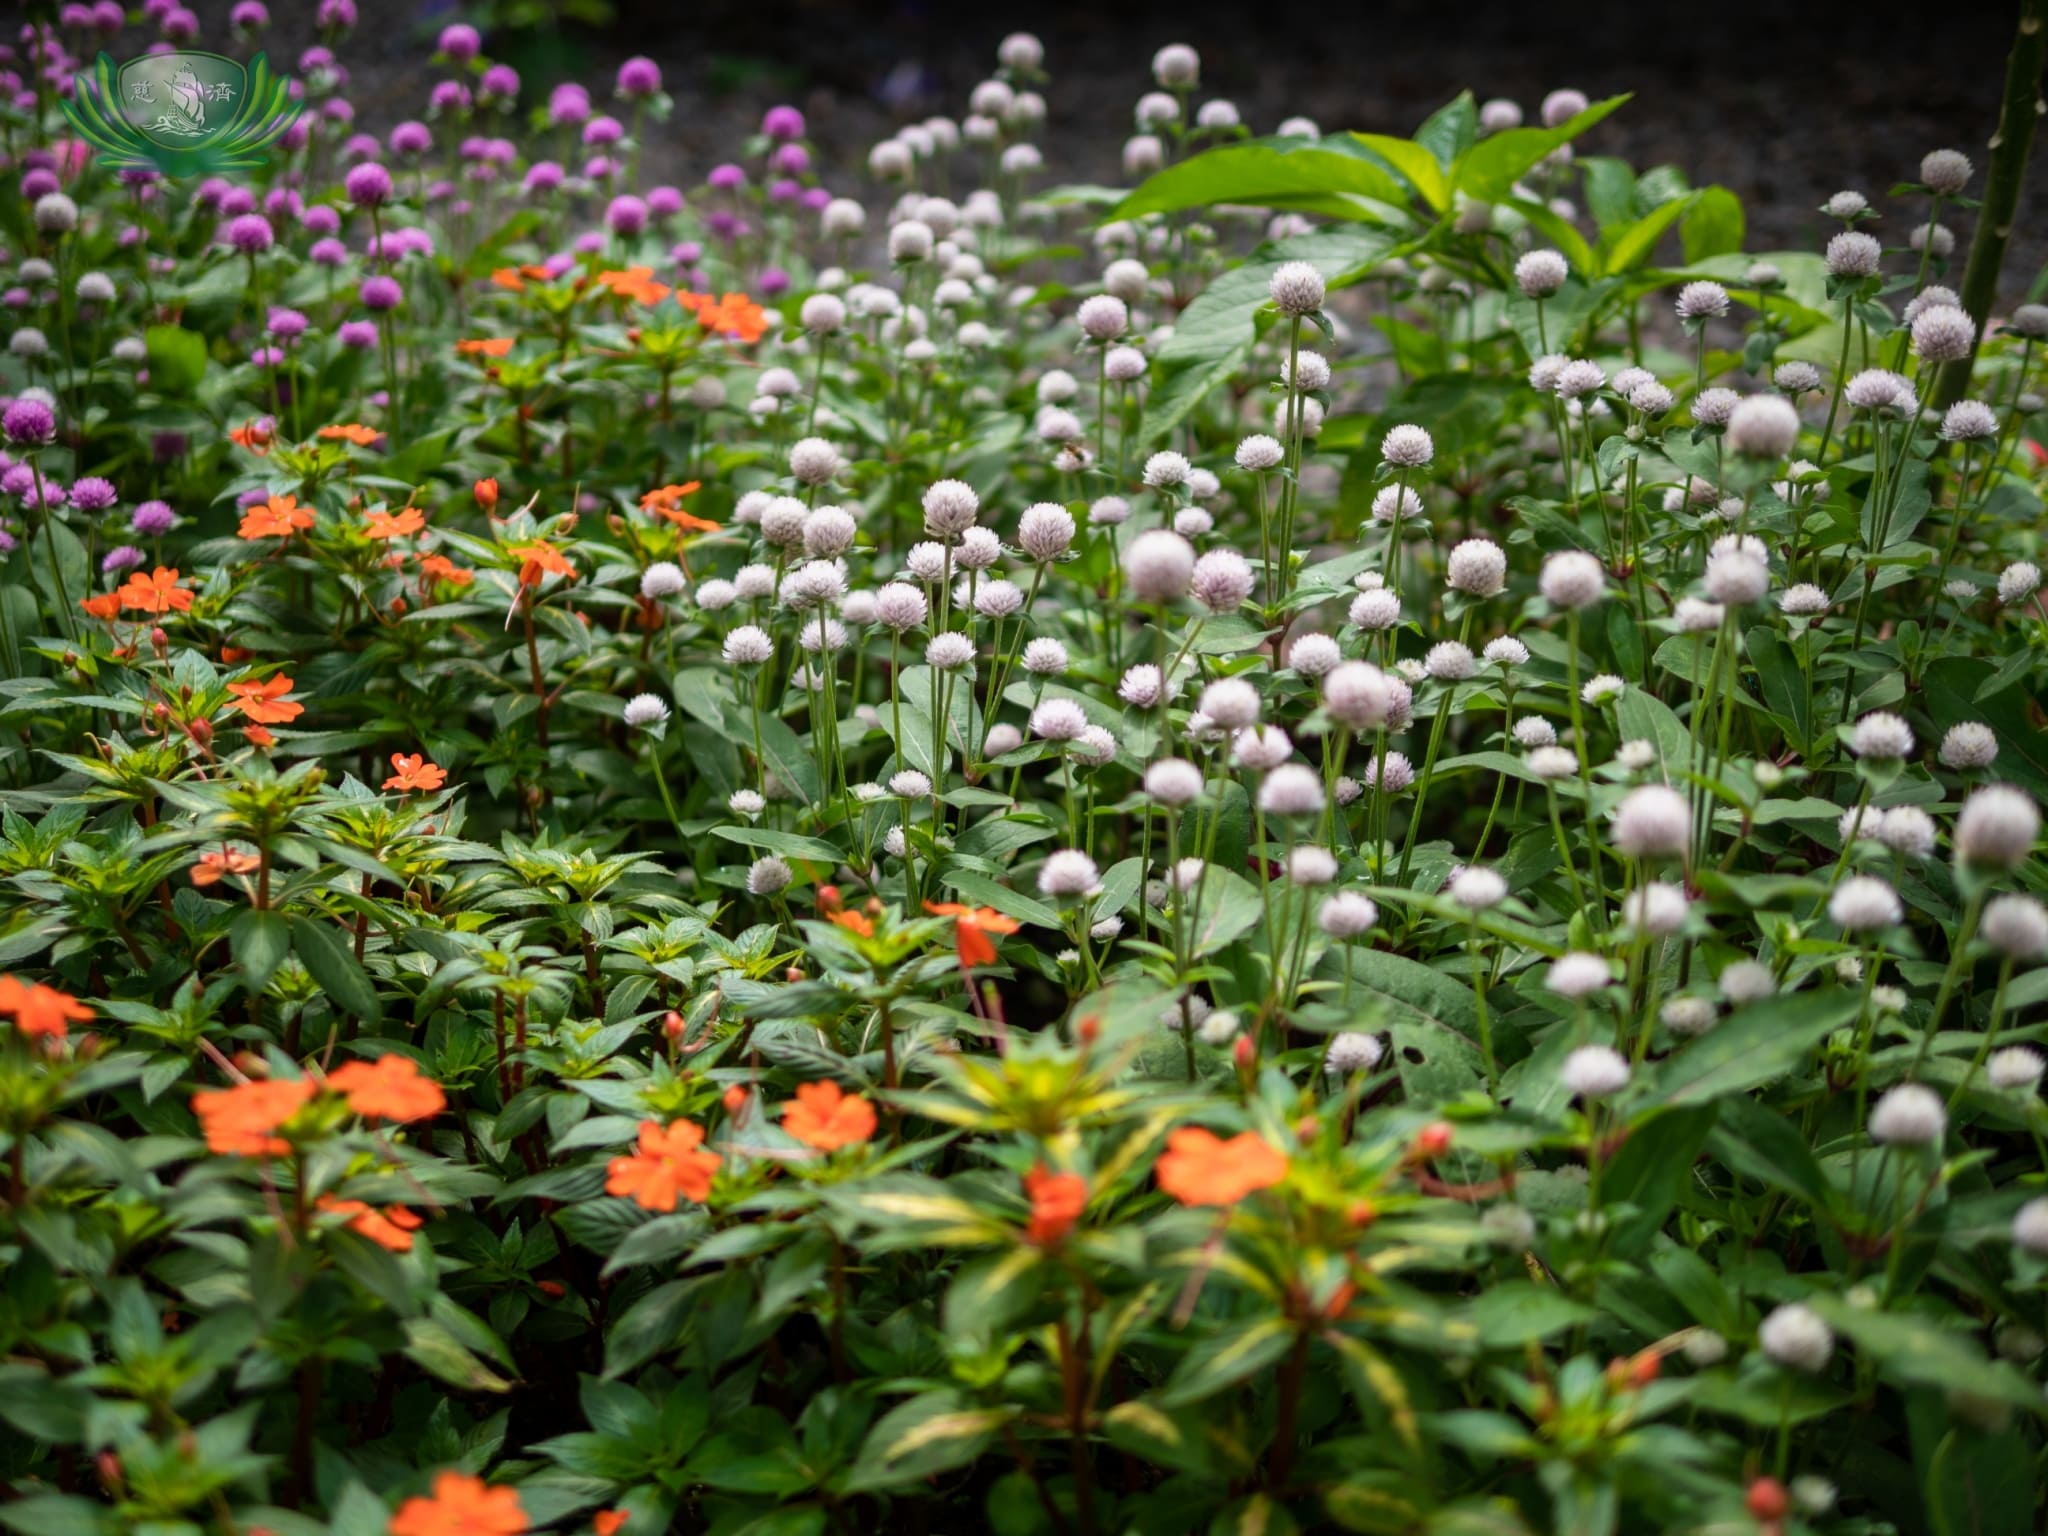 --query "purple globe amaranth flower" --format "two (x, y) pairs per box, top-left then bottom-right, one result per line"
(321, 97), (354, 125)
(68, 475), (118, 511)
(219, 186), (257, 218)
(646, 185), (683, 218)
(308, 237), (347, 267)
(523, 161), (564, 195)
(301, 204), (340, 237)
(479, 63), (519, 103)
(249, 345), (284, 368)
(262, 188), (303, 221)
(360, 274), (403, 311)
(582, 156), (617, 182)
(759, 267), (791, 297)
(429, 80), (470, 115)
(572, 230), (605, 255)
(548, 82), (590, 125)
(3, 399), (55, 446)
(236, 486), (272, 509)
(268, 307), (308, 339)
(705, 210), (746, 241)
(801, 187), (832, 212)
(616, 56), (661, 99)
(225, 213), (274, 254)
(771, 143), (810, 175)
(337, 318), (378, 348)
(3, 288), (30, 309)
(389, 120), (432, 157)
(131, 499), (175, 535)
(94, 0), (125, 31)
(672, 240), (704, 265)
(279, 118), (312, 152)
(316, 0), (356, 27)
(102, 543), (145, 574)
(161, 7), (198, 43)
(762, 104), (805, 140)
(230, 1), (269, 33)
(707, 162), (745, 191)
(437, 22), (479, 61)
(20, 169), (59, 201)
(343, 161), (392, 207)
(583, 114), (623, 147)
(768, 178), (801, 204)
(605, 194), (648, 236)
